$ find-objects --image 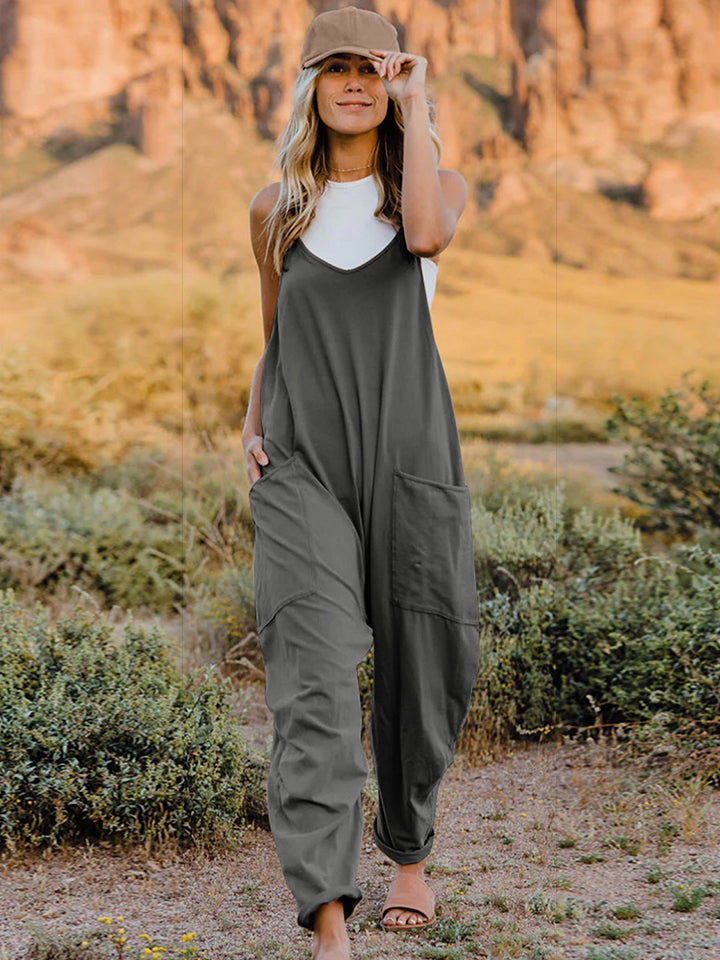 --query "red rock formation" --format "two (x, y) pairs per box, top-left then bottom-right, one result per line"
(1, 0), (719, 217)
(642, 158), (720, 220)
(137, 67), (175, 163)
(0, 0), (182, 151)
(511, 0), (720, 160)
(661, 0), (720, 115)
